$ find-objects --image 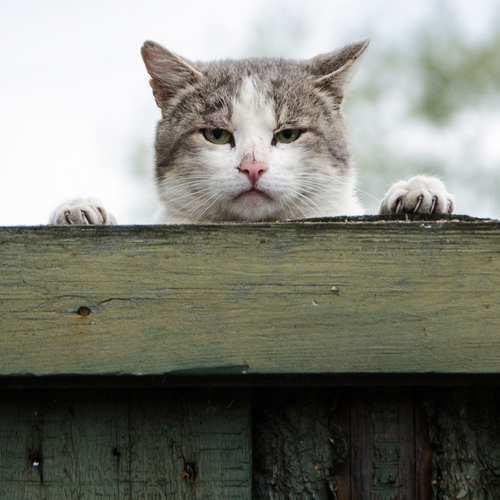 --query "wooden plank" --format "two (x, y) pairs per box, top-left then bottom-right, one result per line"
(0, 389), (128, 499)
(350, 388), (415, 500)
(1, 217), (500, 377)
(332, 391), (351, 500)
(415, 389), (433, 500)
(350, 388), (371, 500)
(128, 387), (252, 499)
(423, 387), (500, 499)
(0, 388), (252, 499)
(252, 387), (348, 499)
(0, 391), (42, 499)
